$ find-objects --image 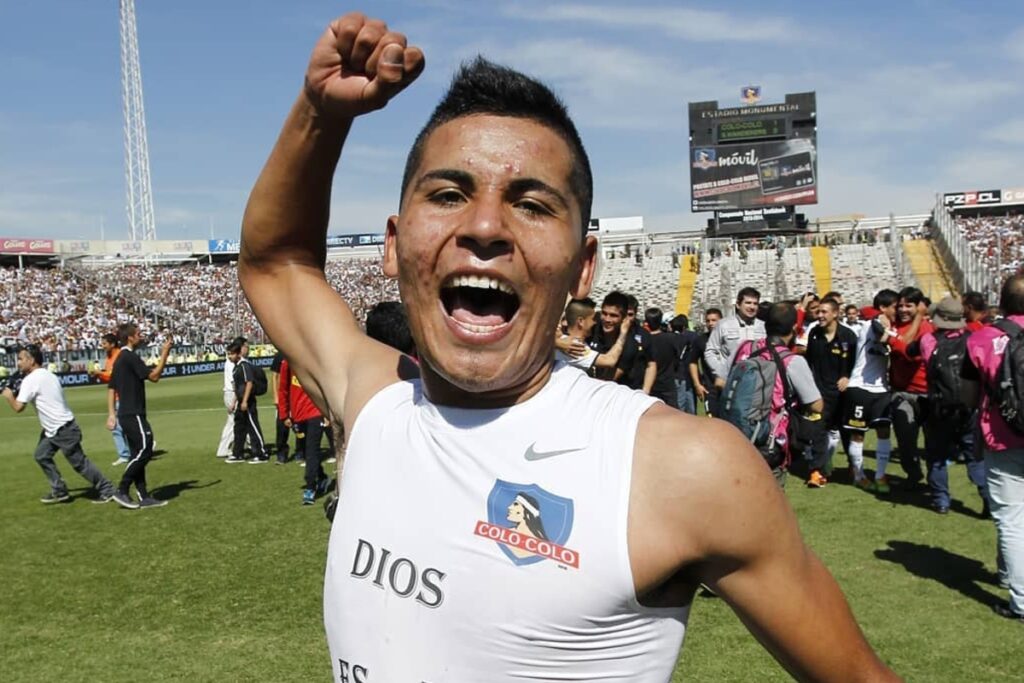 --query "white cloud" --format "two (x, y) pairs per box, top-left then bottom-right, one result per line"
(1005, 26), (1024, 61)
(504, 3), (802, 44)
(822, 62), (1016, 134)
(983, 118), (1024, 145)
